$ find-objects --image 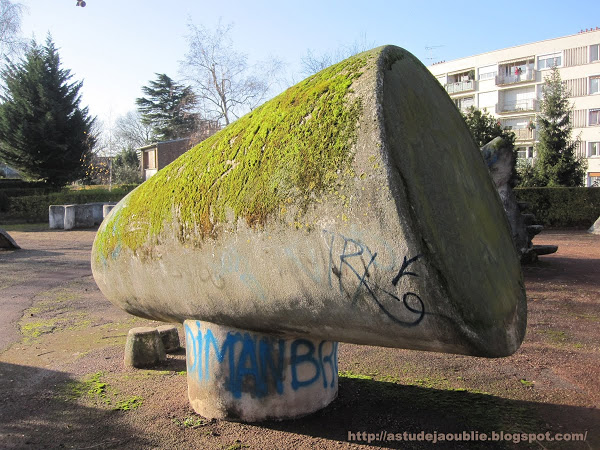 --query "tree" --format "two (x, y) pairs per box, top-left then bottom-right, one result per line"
(180, 21), (279, 126)
(0, 36), (96, 187)
(462, 106), (516, 148)
(112, 147), (141, 184)
(0, 0), (25, 59)
(114, 110), (152, 149)
(136, 73), (197, 141)
(531, 67), (586, 187)
(300, 35), (373, 77)
(462, 106), (519, 186)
